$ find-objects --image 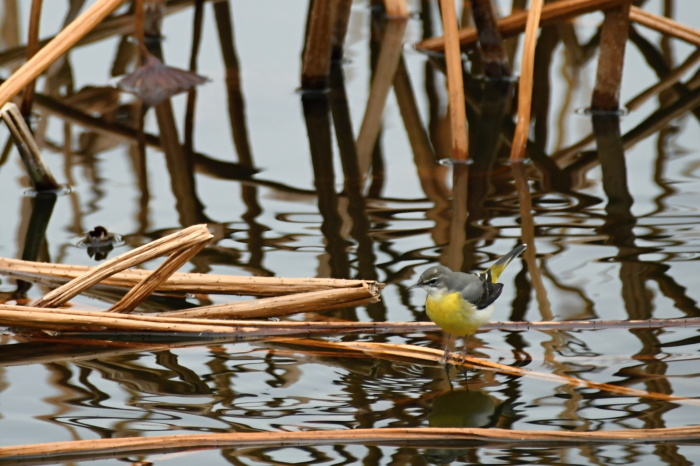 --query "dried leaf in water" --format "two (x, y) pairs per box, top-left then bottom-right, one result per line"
(118, 54), (208, 106)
